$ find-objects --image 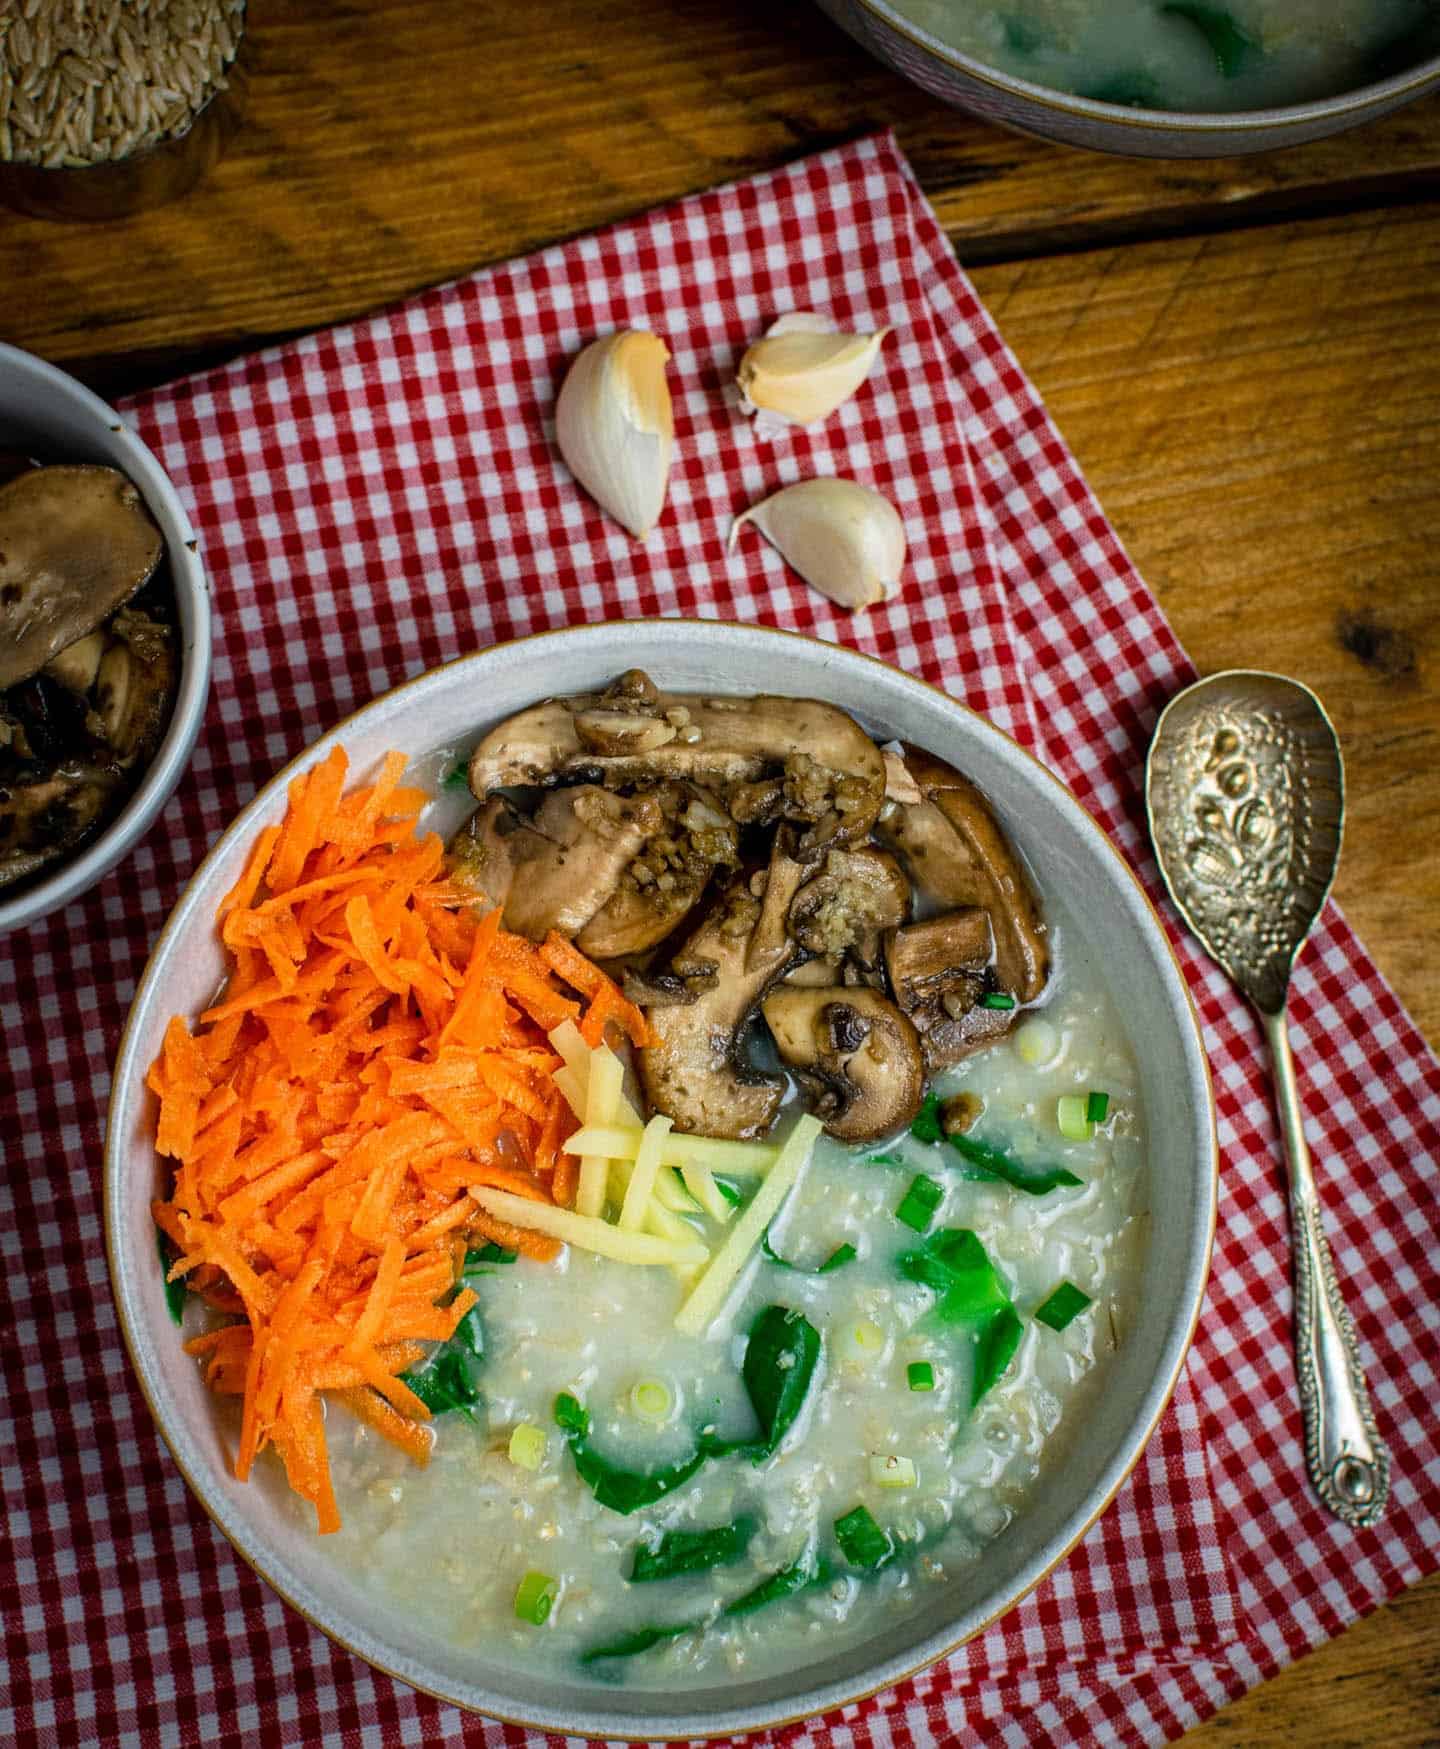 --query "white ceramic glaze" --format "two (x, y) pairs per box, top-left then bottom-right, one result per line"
(0, 343), (212, 933)
(105, 622), (1215, 1738)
